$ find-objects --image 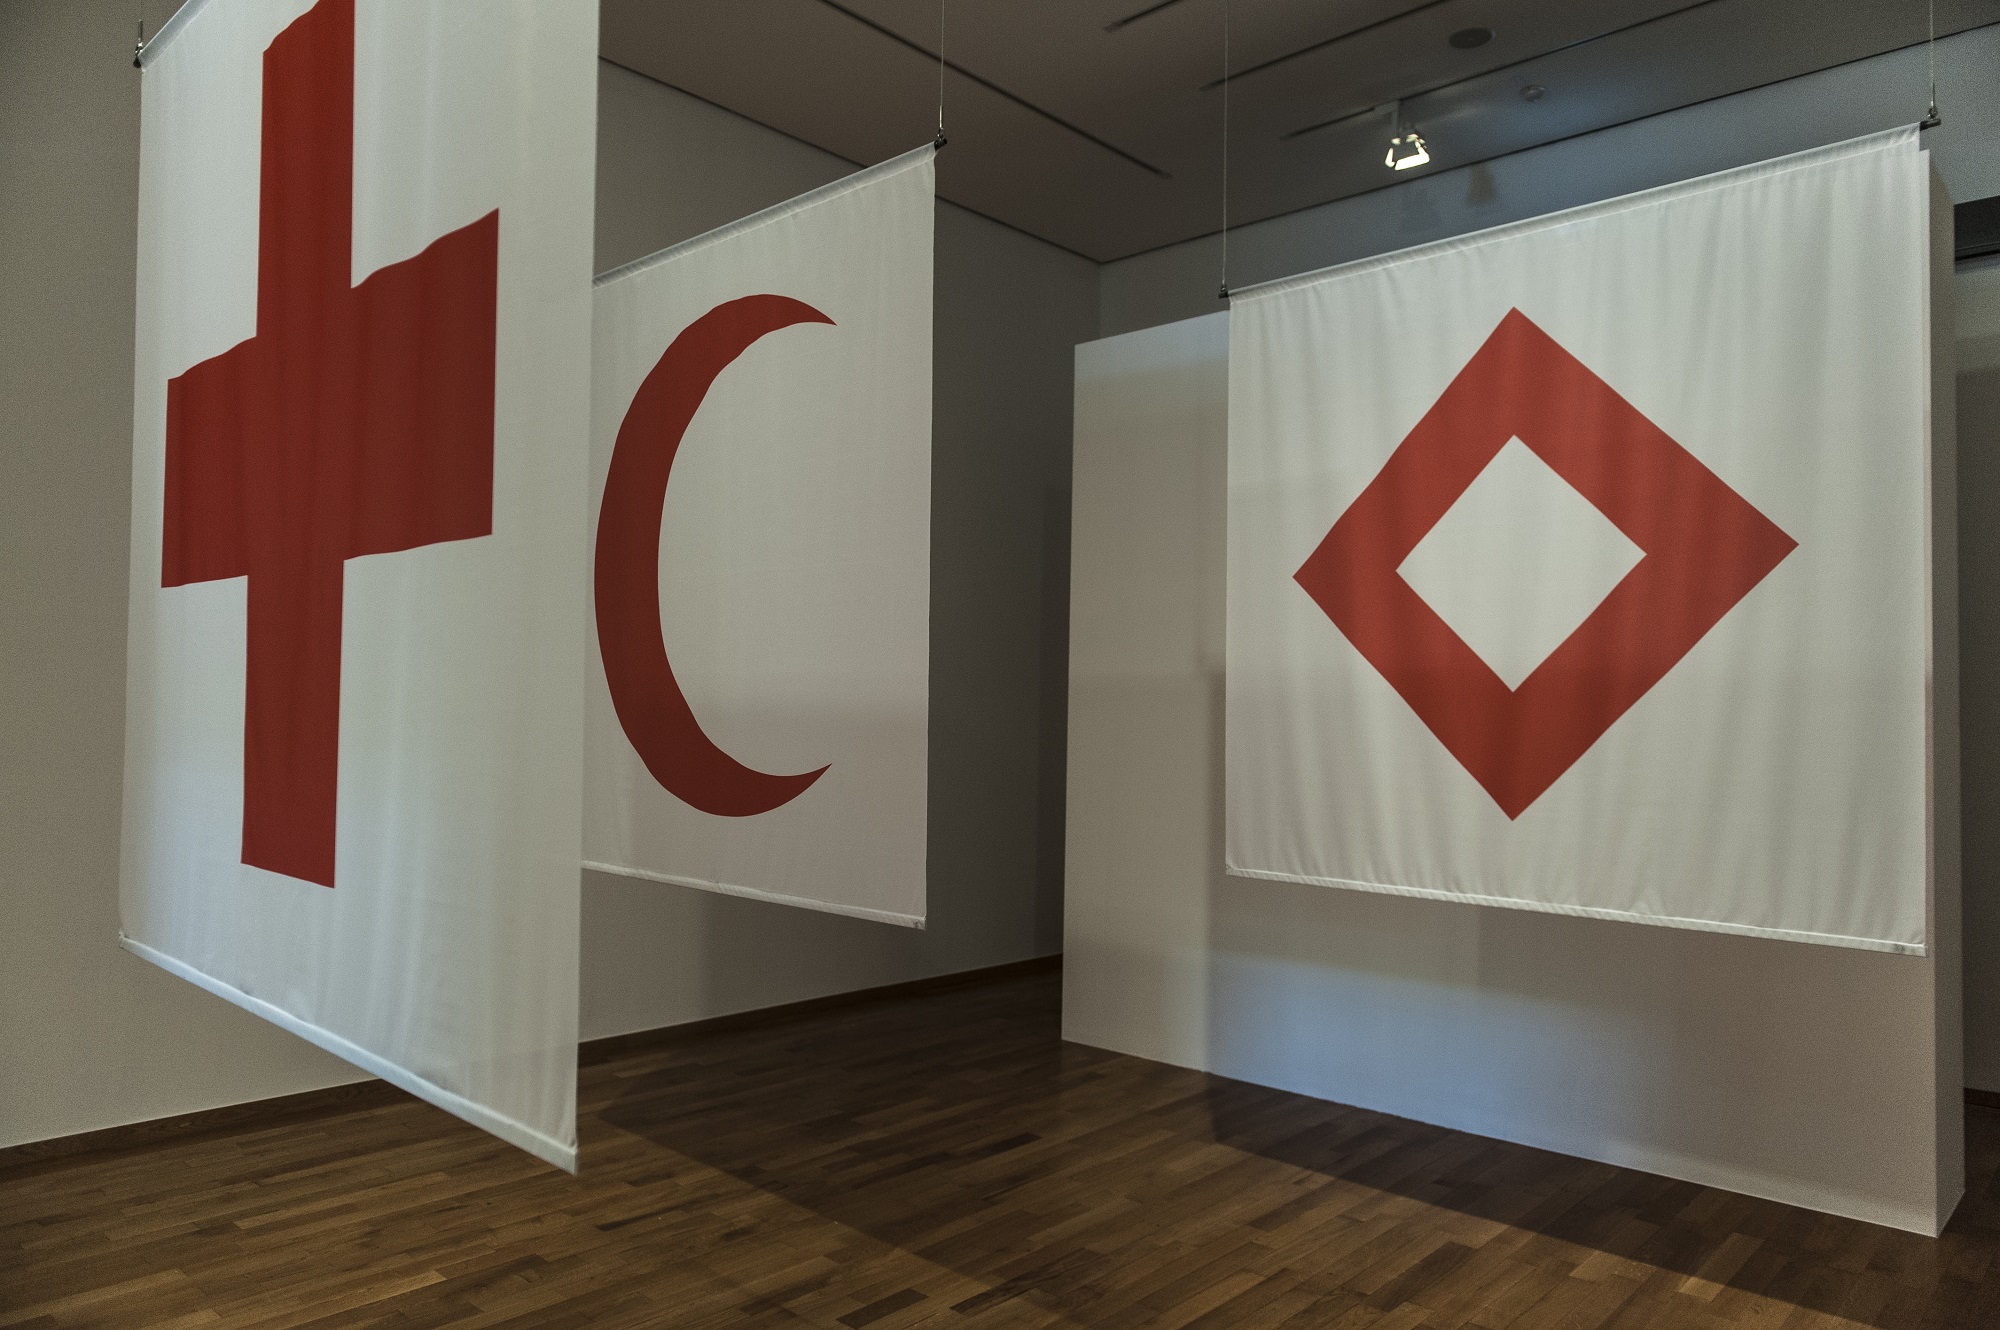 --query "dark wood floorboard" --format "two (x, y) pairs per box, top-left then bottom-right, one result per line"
(4, 970), (1997, 1329)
